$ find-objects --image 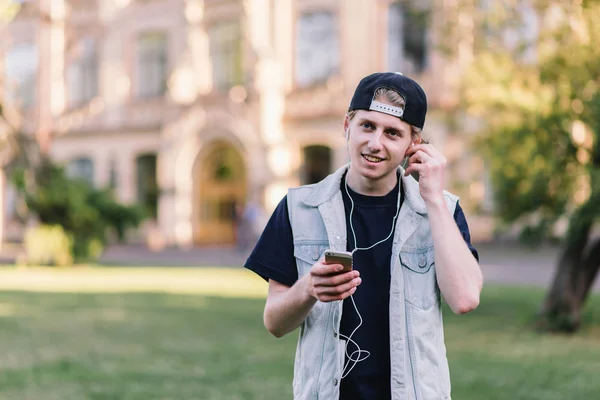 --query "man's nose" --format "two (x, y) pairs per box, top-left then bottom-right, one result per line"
(368, 131), (383, 151)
